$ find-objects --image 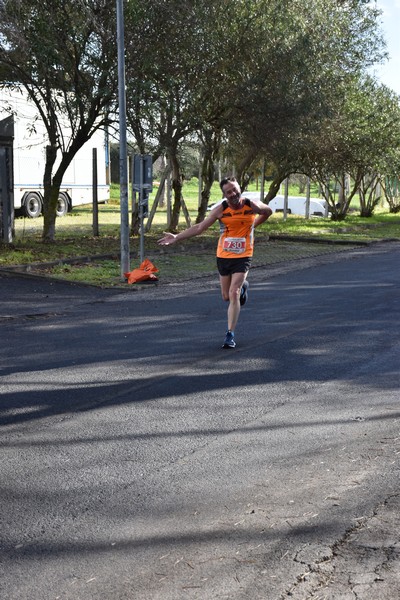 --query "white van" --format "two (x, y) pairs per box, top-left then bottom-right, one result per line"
(243, 191), (328, 217)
